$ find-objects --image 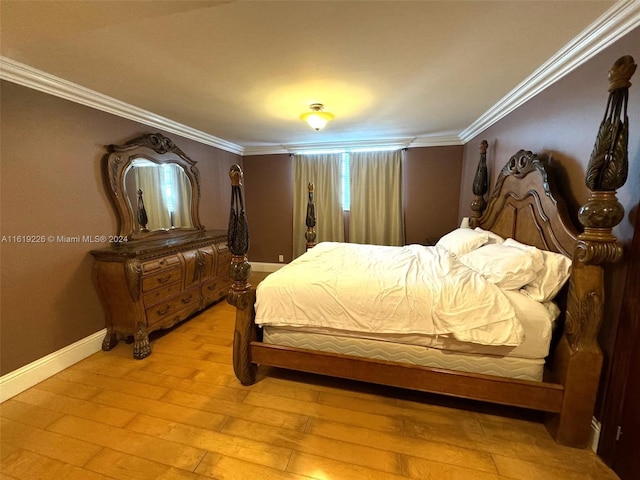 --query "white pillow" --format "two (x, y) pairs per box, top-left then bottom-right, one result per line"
(502, 238), (545, 271)
(474, 227), (505, 245)
(521, 250), (572, 302)
(436, 228), (488, 257)
(460, 243), (544, 290)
